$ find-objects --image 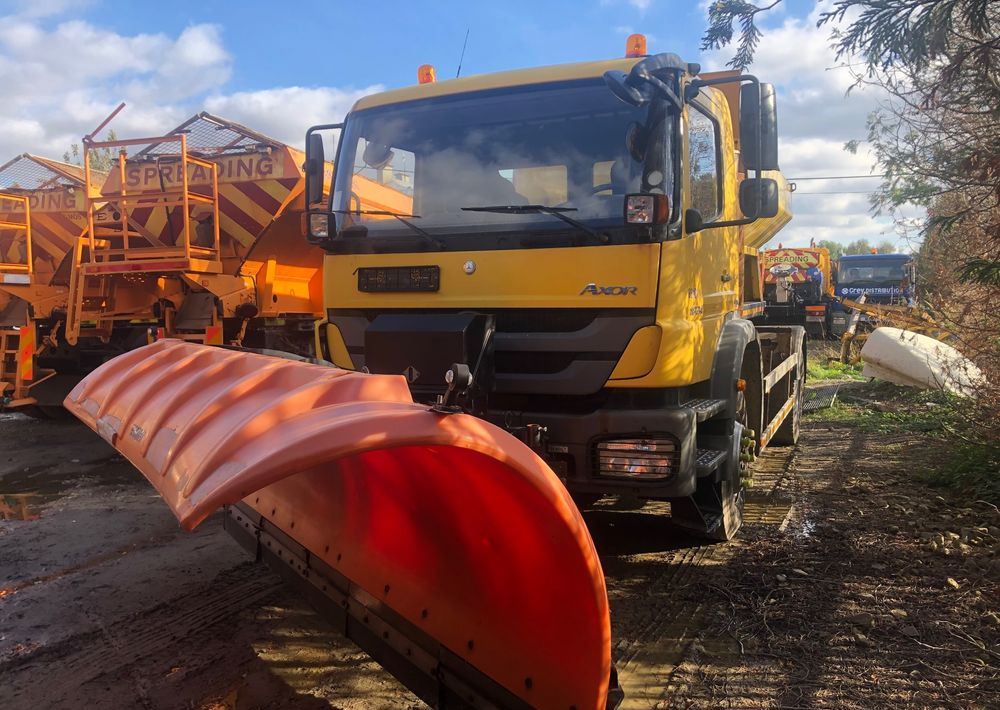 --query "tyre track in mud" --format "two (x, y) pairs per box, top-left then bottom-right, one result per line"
(2, 563), (285, 710)
(8, 393), (994, 710)
(590, 444), (798, 709)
